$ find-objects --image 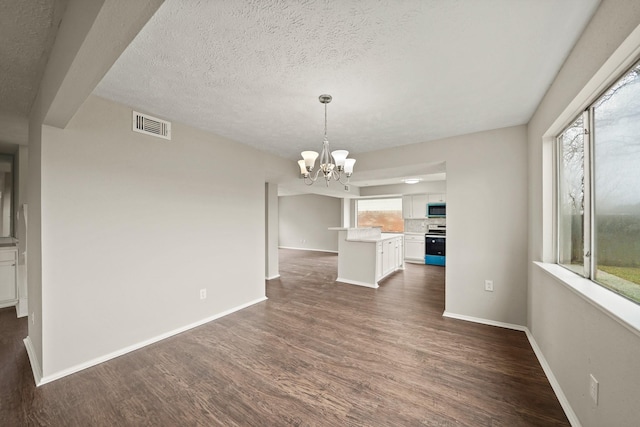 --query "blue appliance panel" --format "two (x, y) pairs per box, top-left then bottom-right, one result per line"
(425, 254), (445, 266)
